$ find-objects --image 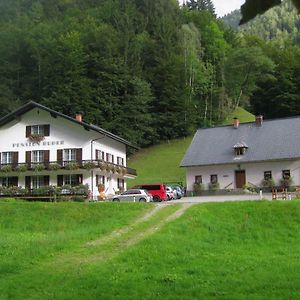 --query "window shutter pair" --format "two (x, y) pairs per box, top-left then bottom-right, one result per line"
(25, 125), (50, 137)
(57, 174), (82, 186)
(25, 176), (49, 188)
